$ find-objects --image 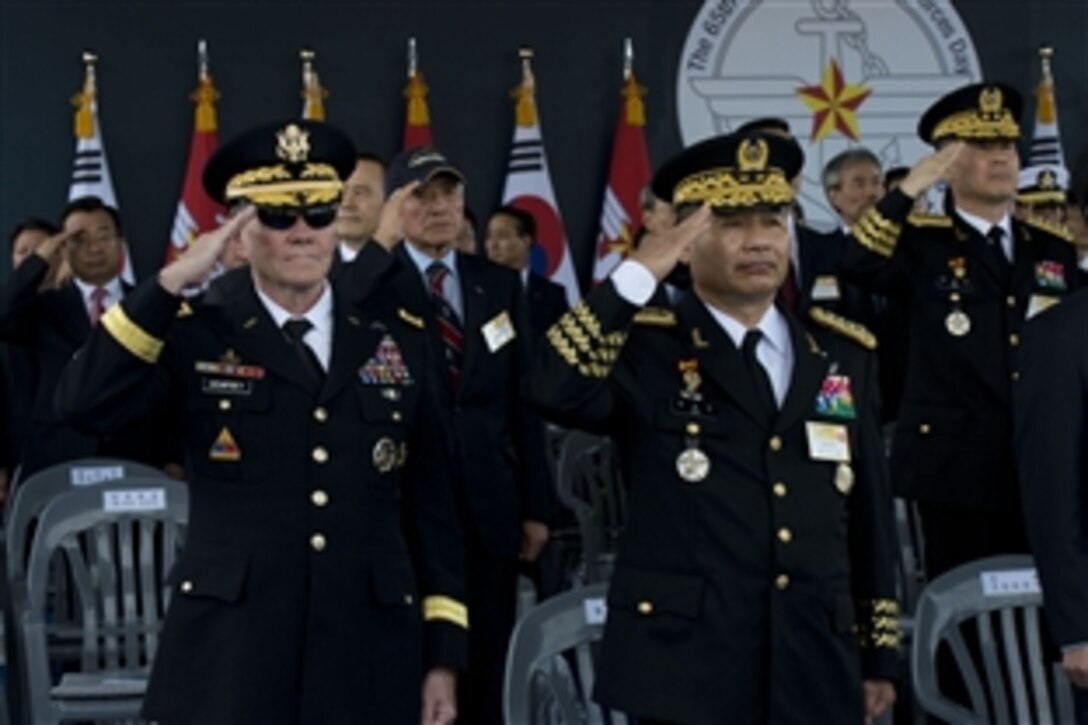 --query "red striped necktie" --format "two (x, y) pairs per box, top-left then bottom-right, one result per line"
(426, 262), (464, 387)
